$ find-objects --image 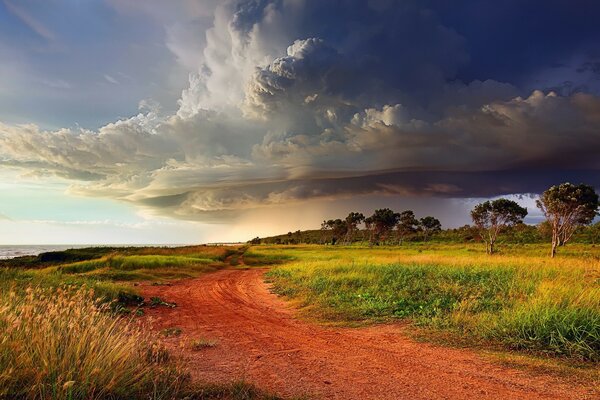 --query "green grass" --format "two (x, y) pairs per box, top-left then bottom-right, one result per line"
(0, 247), (232, 305)
(0, 267), (136, 303)
(0, 245), (291, 399)
(260, 243), (600, 361)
